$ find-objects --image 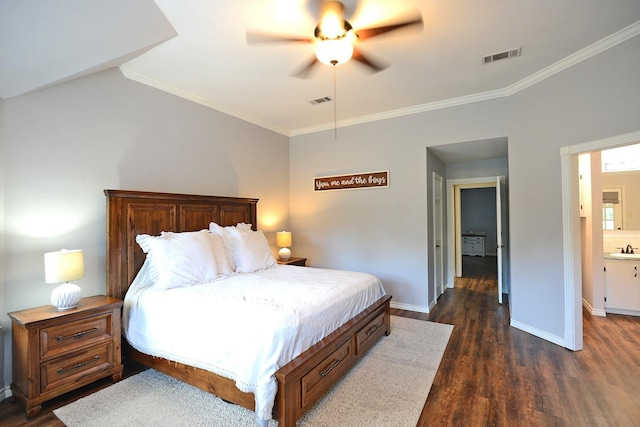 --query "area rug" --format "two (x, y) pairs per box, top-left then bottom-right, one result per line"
(54, 316), (453, 427)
